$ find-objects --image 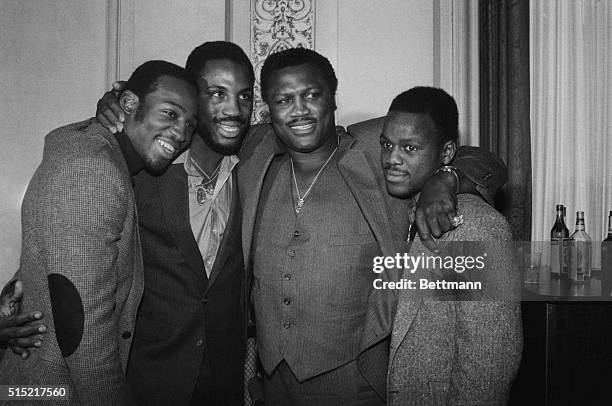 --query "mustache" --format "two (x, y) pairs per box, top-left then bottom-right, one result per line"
(212, 116), (248, 126)
(383, 164), (408, 173)
(287, 117), (317, 126)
